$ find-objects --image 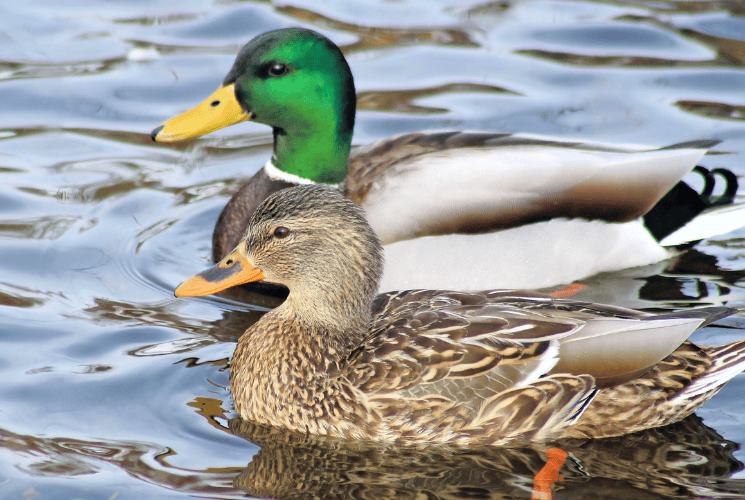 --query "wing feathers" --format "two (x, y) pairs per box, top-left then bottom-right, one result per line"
(346, 290), (742, 444)
(467, 374), (597, 444)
